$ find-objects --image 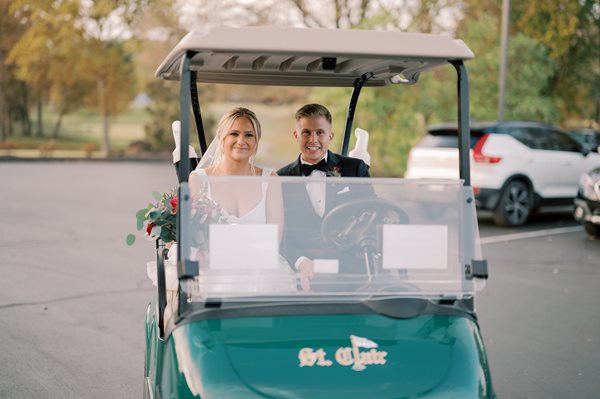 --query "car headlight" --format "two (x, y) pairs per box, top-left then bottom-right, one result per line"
(579, 173), (600, 201)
